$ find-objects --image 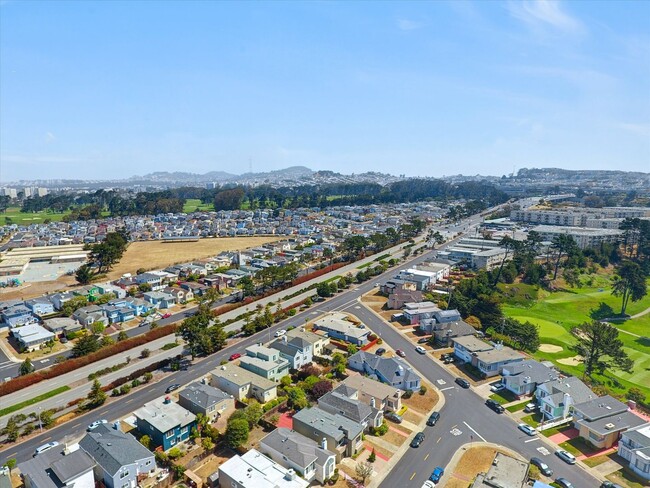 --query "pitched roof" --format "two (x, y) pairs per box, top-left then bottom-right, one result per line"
(502, 359), (557, 386)
(543, 376), (594, 404)
(211, 364), (277, 390)
(293, 406), (363, 440)
(79, 424), (154, 476)
(260, 428), (334, 470)
(348, 351), (421, 385)
(318, 389), (372, 423)
(178, 382), (232, 410)
(19, 447), (95, 488)
(342, 374), (401, 401)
